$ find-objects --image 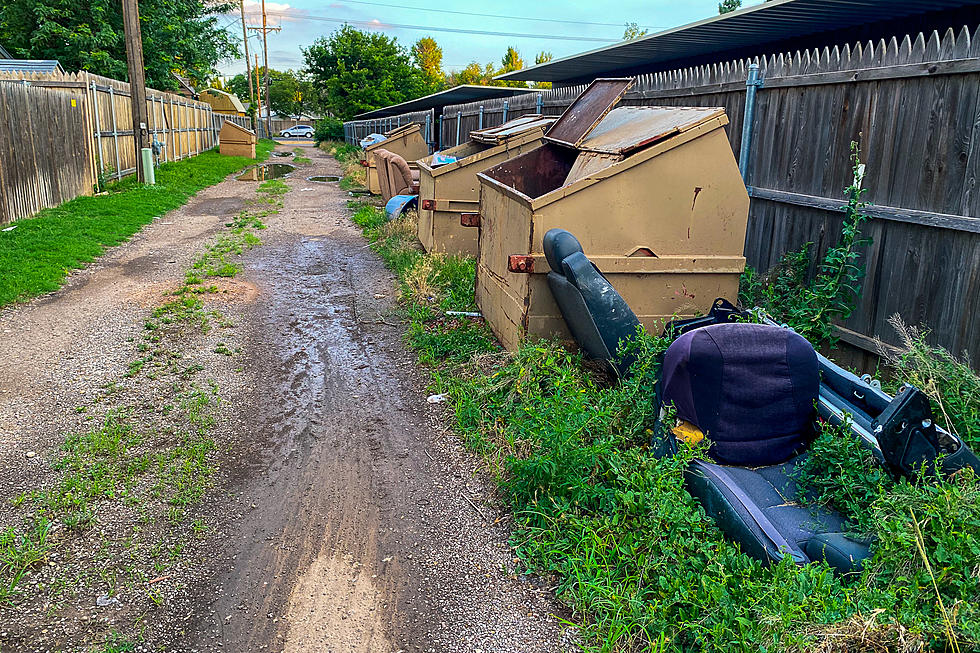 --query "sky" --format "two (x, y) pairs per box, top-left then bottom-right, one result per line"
(219, 0), (766, 78)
